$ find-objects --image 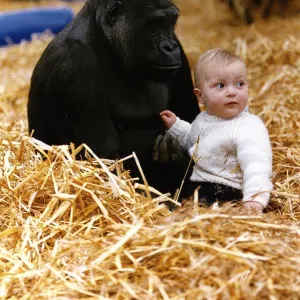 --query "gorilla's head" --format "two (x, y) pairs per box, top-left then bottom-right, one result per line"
(96, 0), (181, 81)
